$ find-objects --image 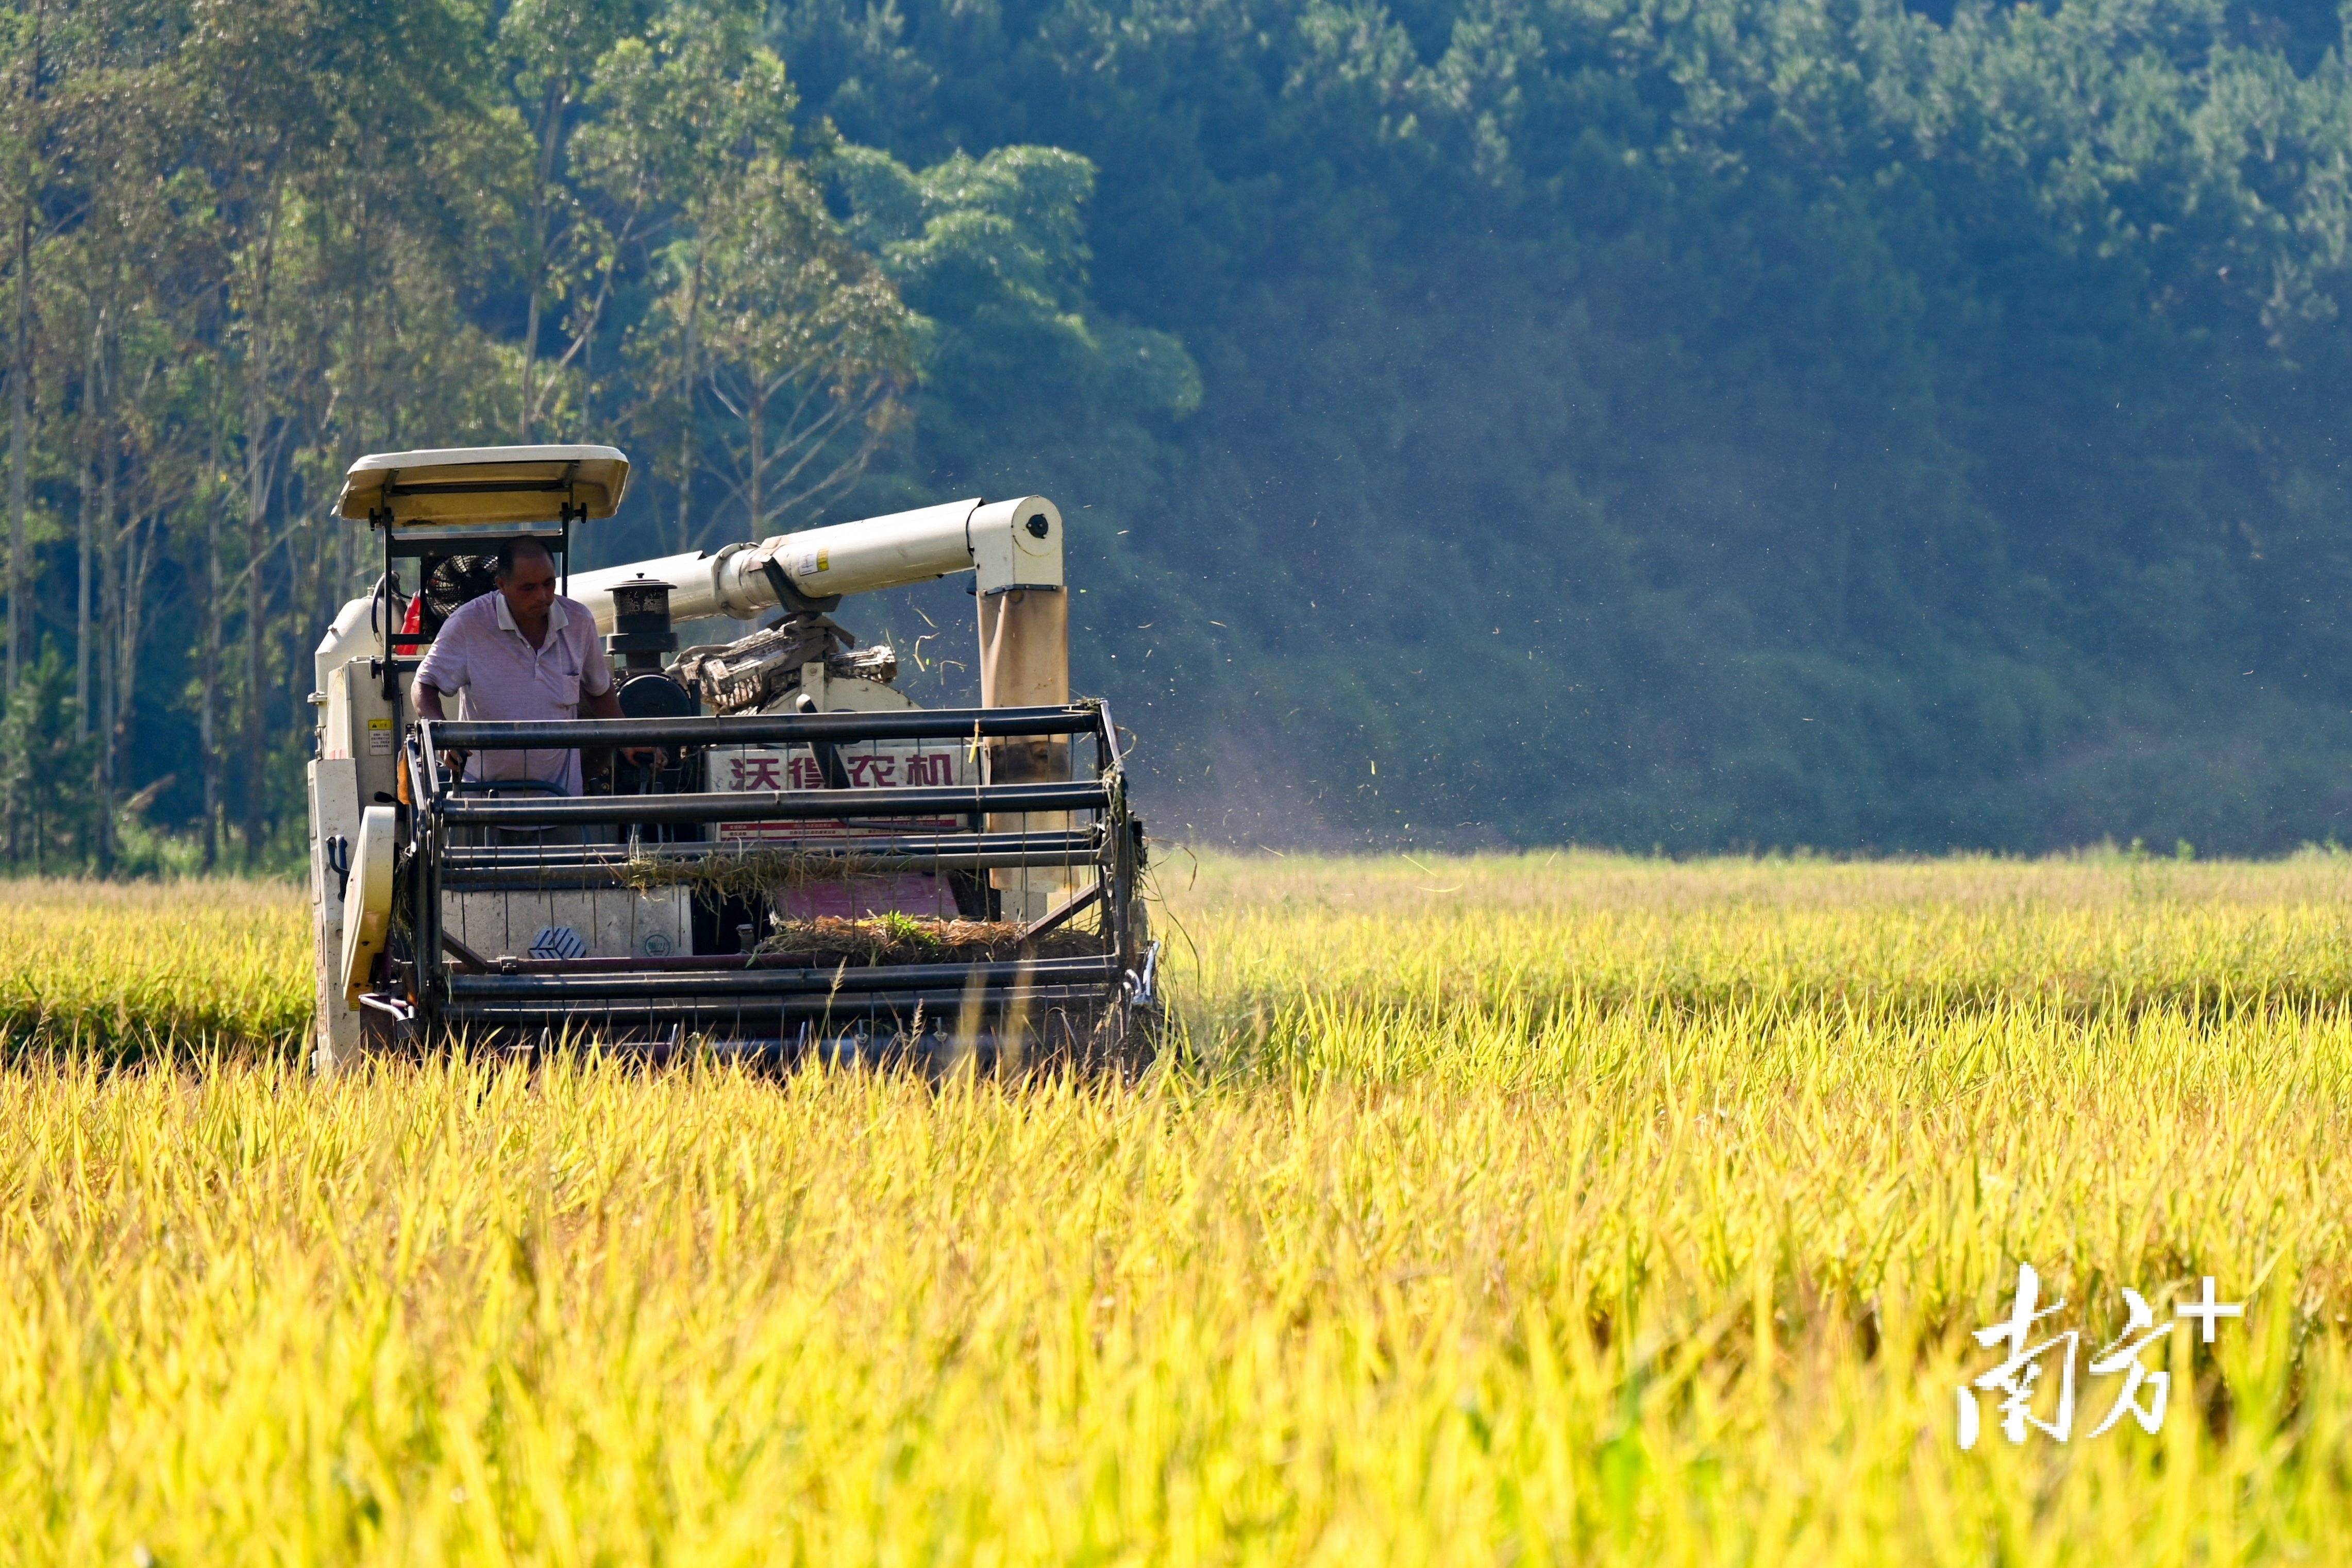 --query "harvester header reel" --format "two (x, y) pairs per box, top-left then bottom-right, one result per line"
(345, 701), (1148, 1068)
